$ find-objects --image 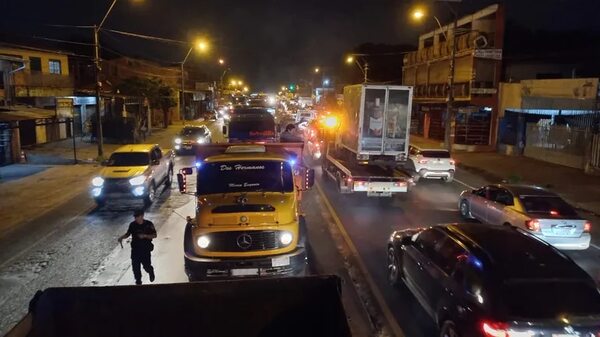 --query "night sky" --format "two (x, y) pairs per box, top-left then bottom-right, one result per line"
(2, 0), (600, 90)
